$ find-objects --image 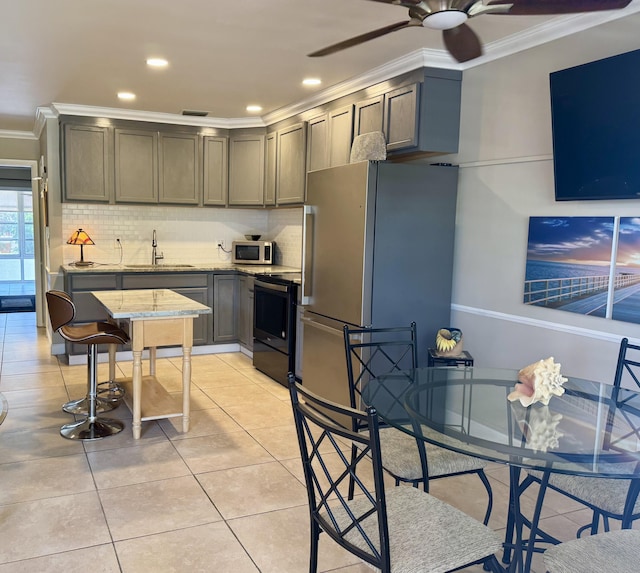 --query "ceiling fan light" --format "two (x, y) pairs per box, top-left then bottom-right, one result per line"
(423, 10), (468, 31)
